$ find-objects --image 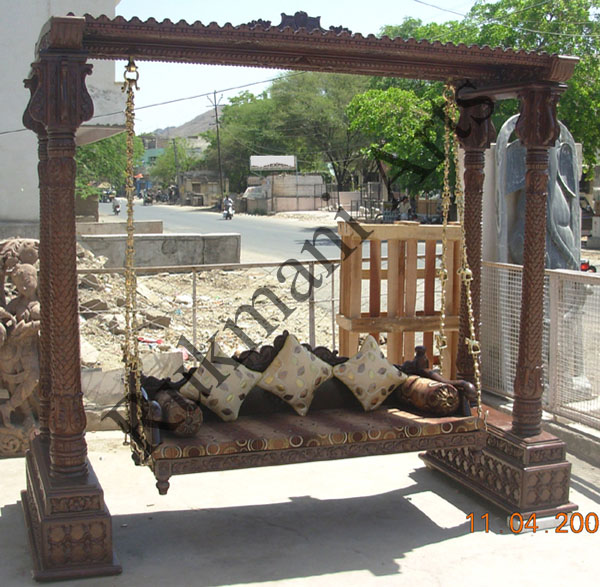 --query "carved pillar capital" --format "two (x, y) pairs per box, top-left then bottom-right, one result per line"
(26, 54), (93, 133)
(455, 95), (496, 382)
(512, 84), (563, 437)
(24, 54), (93, 478)
(514, 84), (562, 149)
